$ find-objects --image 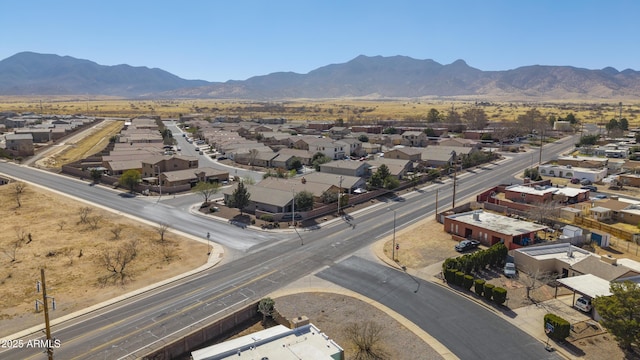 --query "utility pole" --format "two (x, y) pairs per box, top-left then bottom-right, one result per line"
(337, 176), (343, 215)
(538, 130), (544, 166)
(291, 188), (295, 228)
(451, 151), (457, 209)
(435, 189), (439, 220)
(40, 268), (54, 360)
